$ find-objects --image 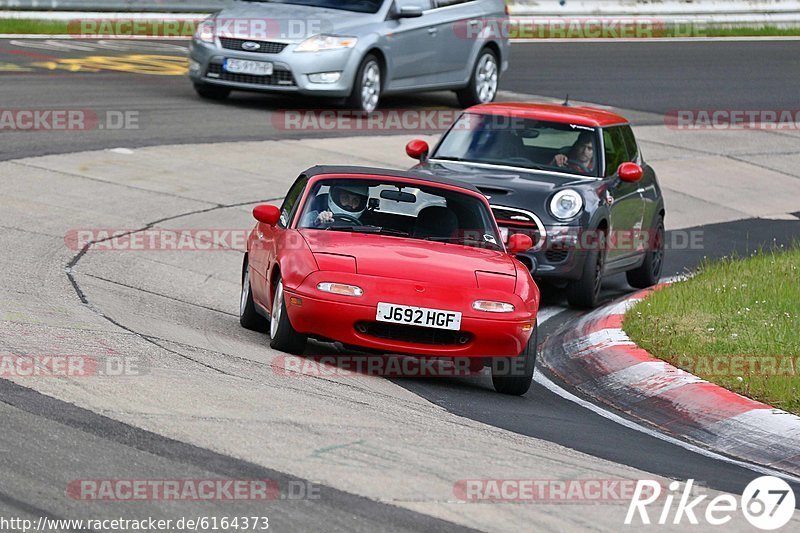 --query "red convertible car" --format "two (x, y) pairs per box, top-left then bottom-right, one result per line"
(240, 166), (540, 395)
